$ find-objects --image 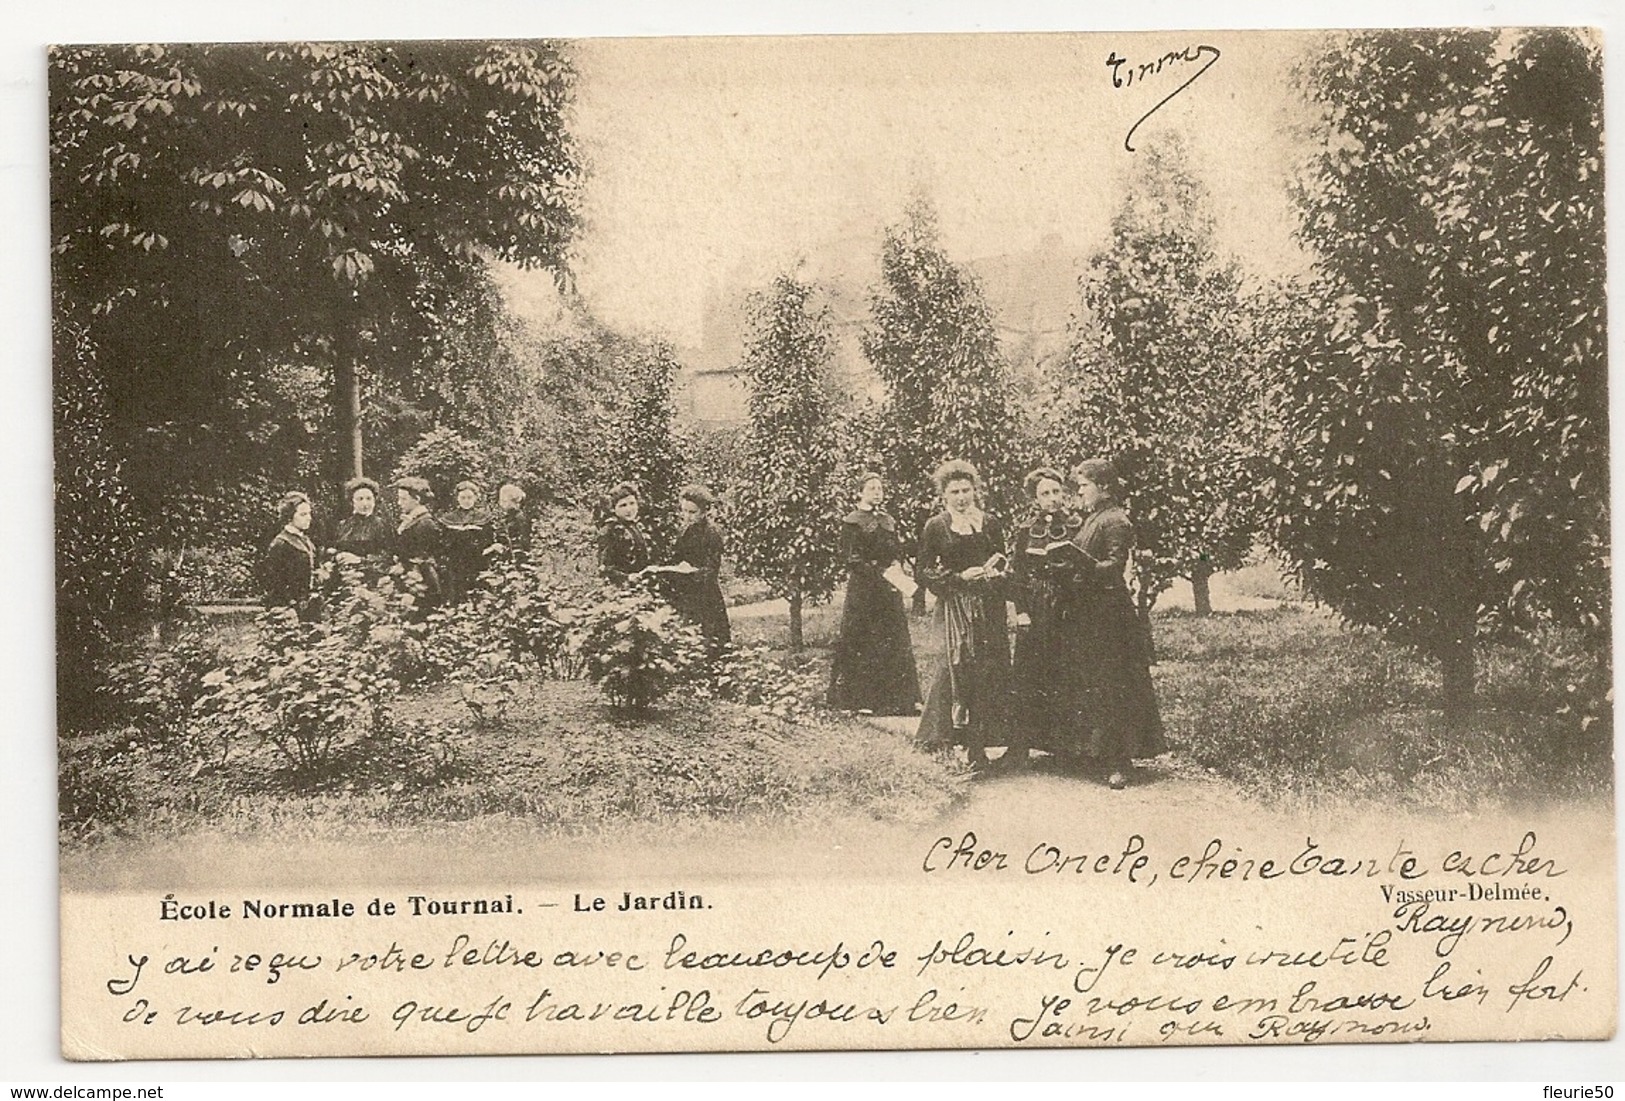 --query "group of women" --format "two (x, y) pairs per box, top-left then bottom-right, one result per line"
(261, 456), (1162, 786)
(260, 476), (534, 618)
(826, 458), (1164, 788)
